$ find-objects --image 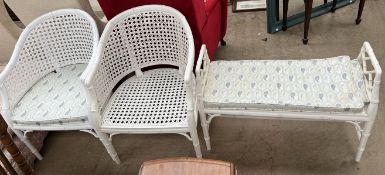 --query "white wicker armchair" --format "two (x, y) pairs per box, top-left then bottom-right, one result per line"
(0, 9), (120, 164)
(81, 5), (202, 159)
